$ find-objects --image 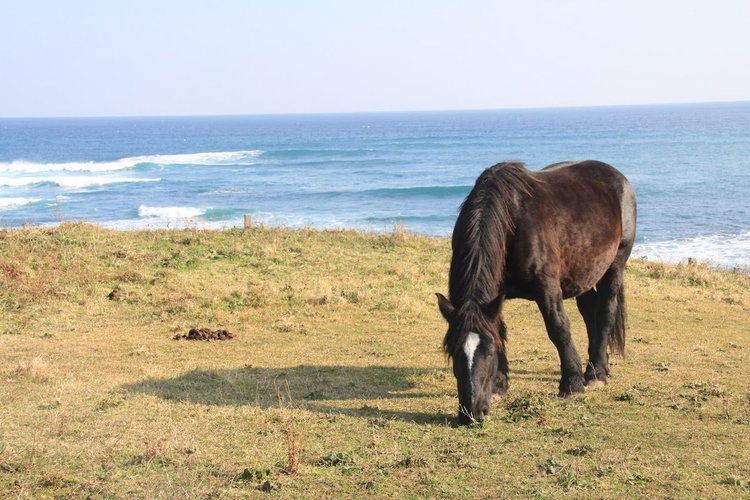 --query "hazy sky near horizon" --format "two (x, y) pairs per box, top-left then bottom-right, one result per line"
(1, 1), (749, 117)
